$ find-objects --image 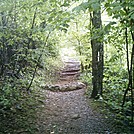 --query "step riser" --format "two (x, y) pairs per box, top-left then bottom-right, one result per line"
(60, 59), (81, 81)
